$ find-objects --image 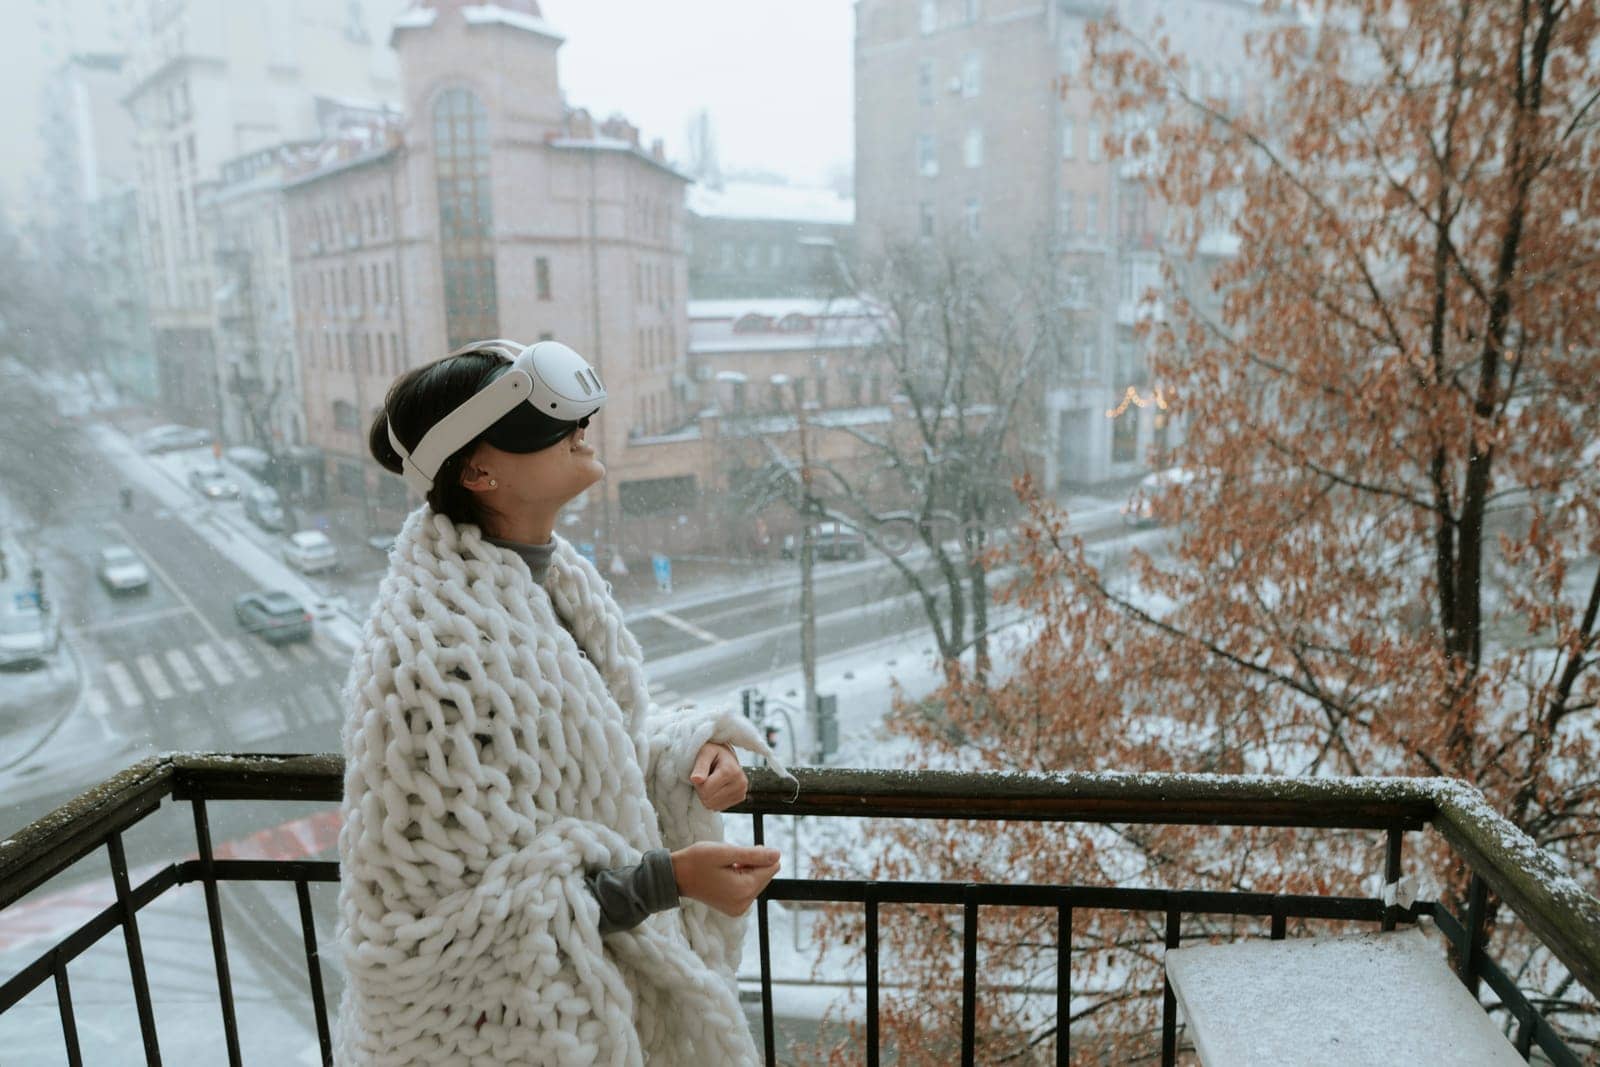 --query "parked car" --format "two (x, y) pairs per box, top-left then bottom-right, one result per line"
(188, 467), (240, 500)
(136, 424), (211, 454)
(0, 585), (59, 669)
(223, 445), (273, 478)
(243, 487), (285, 531)
(782, 521), (867, 561)
(97, 545), (150, 593)
(284, 530), (339, 573)
(366, 533), (397, 553)
(233, 590), (312, 644)
(1122, 467), (1199, 528)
